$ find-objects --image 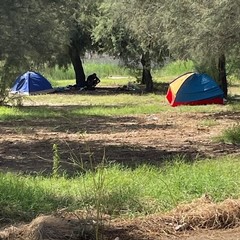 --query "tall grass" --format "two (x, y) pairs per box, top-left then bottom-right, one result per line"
(44, 62), (130, 81)
(43, 59), (194, 83)
(154, 60), (195, 78)
(1, 156), (240, 222)
(84, 62), (130, 78)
